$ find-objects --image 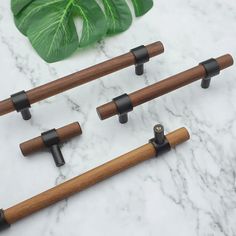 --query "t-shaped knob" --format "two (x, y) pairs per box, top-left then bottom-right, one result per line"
(20, 122), (82, 167)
